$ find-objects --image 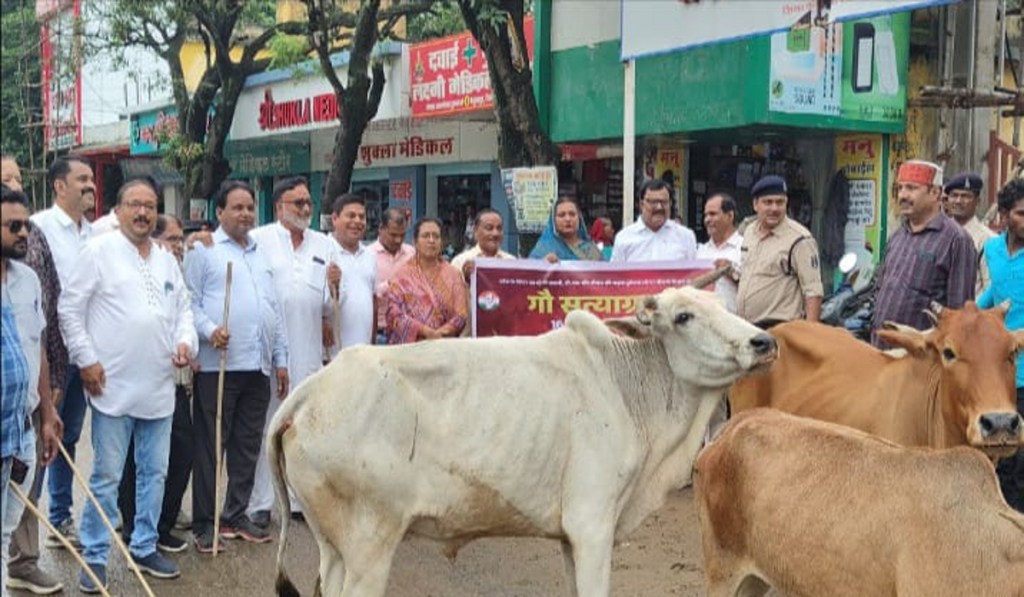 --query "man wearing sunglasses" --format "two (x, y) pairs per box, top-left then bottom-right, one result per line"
(246, 176), (340, 530)
(30, 157), (96, 552)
